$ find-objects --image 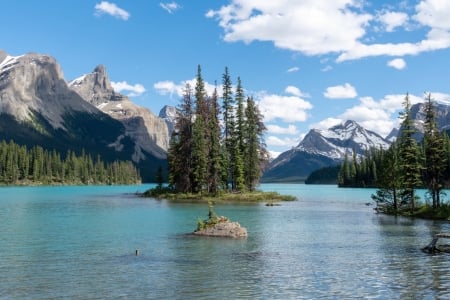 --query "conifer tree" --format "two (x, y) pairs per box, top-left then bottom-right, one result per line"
(221, 67), (234, 190)
(168, 83), (195, 192)
(398, 93), (422, 212)
(244, 96), (268, 191)
(207, 86), (222, 194)
(423, 93), (447, 208)
(191, 65), (209, 193)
